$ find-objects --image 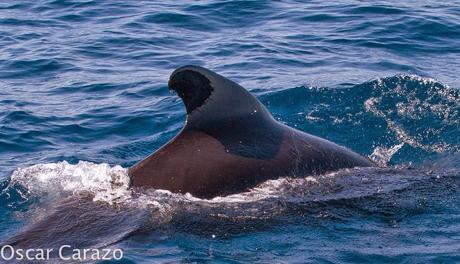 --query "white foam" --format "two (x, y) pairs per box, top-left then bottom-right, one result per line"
(8, 161), (131, 203)
(369, 143), (404, 166)
(3, 161), (396, 206)
(5, 158), (448, 212)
